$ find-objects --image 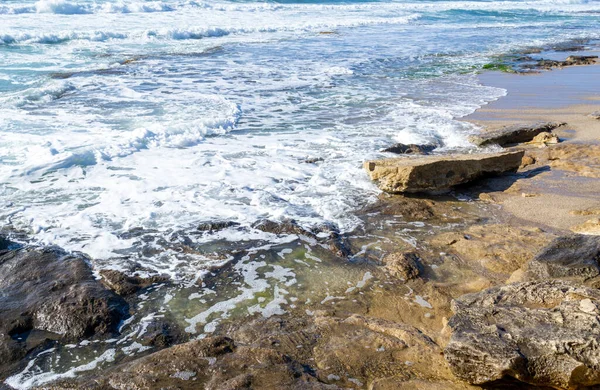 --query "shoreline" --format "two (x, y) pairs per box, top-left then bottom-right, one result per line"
(2, 50), (600, 389)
